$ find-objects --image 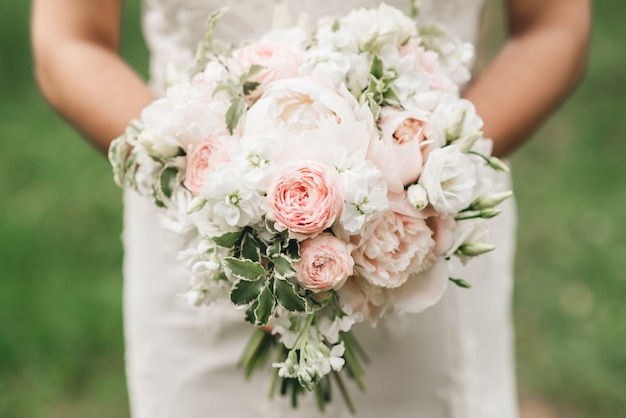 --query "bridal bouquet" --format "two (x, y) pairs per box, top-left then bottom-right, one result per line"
(109, 4), (511, 412)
